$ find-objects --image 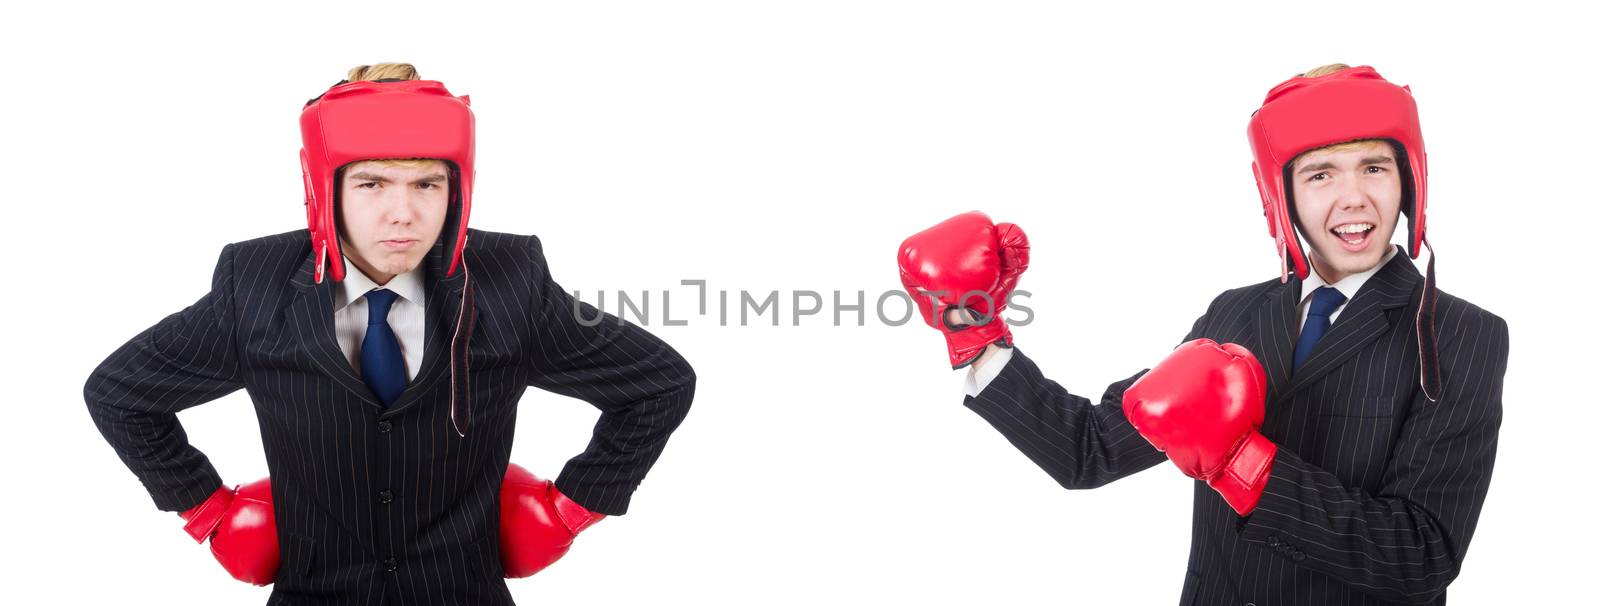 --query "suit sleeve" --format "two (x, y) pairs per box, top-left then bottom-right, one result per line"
(84, 243), (243, 512)
(523, 236), (696, 516)
(960, 302), (1215, 489)
(1238, 311), (1509, 604)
